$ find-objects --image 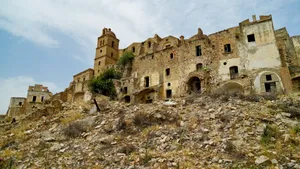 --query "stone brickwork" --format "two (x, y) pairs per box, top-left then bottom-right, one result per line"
(69, 14), (300, 103)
